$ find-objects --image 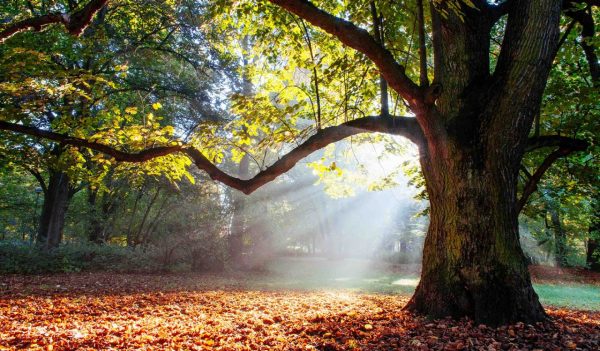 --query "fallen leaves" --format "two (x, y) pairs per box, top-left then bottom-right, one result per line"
(0, 273), (598, 350)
